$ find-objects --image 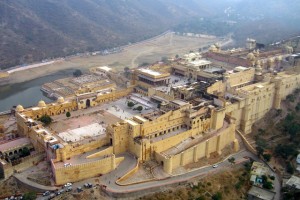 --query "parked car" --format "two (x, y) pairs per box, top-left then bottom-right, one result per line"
(212, 164), (219, 168)
(84, 183), (93, 188)
(49, 193), (56, 199)
(66, 186), (72, 192)
(43, 191), (50, 196)
(77, 187), (83, 193)
(64, 182), (72, 187)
